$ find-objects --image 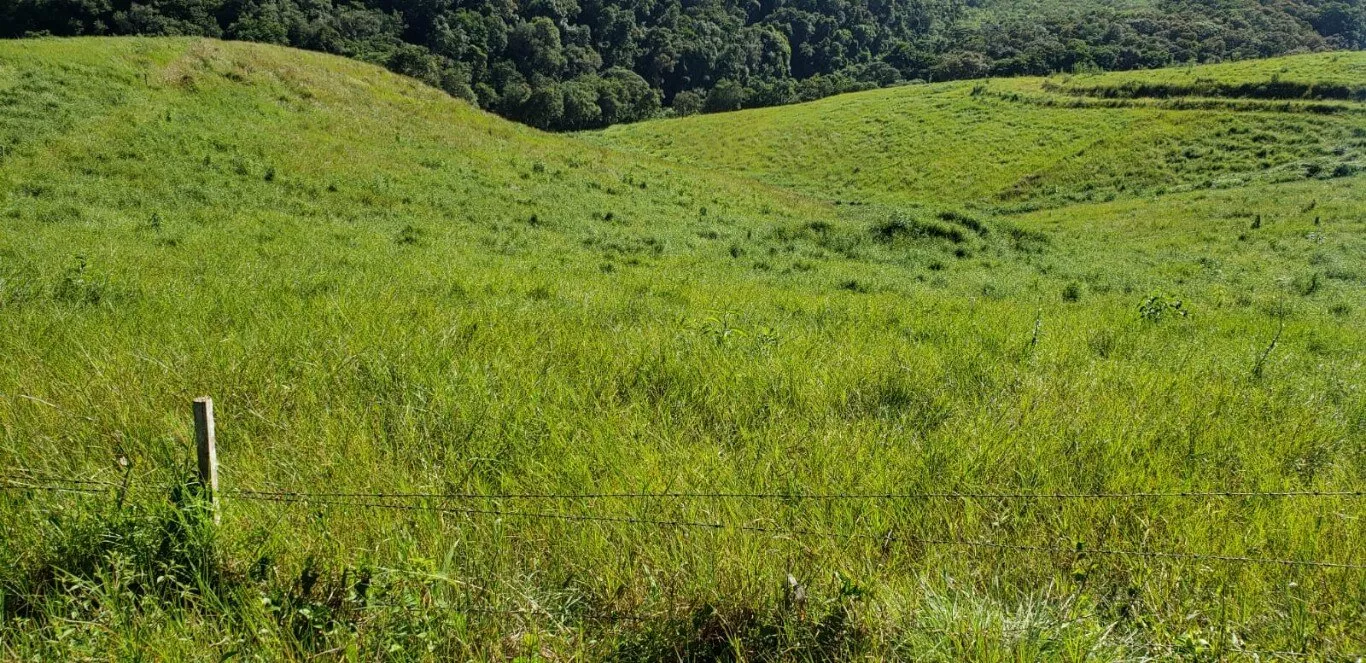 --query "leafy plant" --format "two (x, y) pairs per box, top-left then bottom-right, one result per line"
(1138, 292), (1188, 322)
